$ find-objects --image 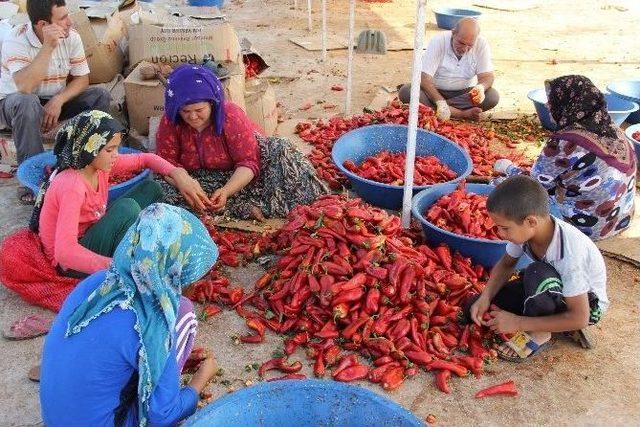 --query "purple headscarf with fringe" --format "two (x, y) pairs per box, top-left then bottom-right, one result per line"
(164, 65), (225, 135)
